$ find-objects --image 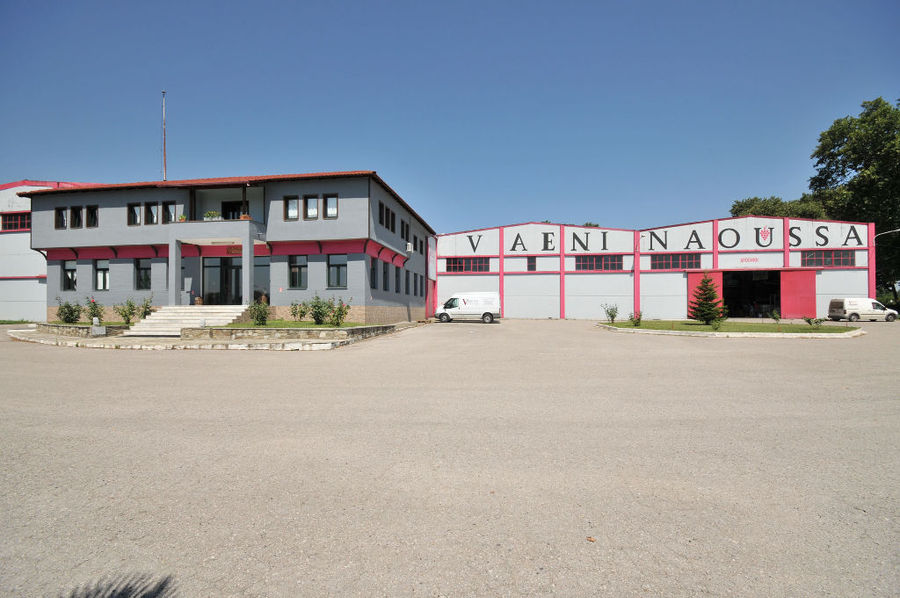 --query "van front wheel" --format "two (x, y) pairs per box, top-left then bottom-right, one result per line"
(887, 313), (896, 322)
(849, 313), (860, 322)
(439, 313), (450, 323)
(482, 313), (494, 324)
